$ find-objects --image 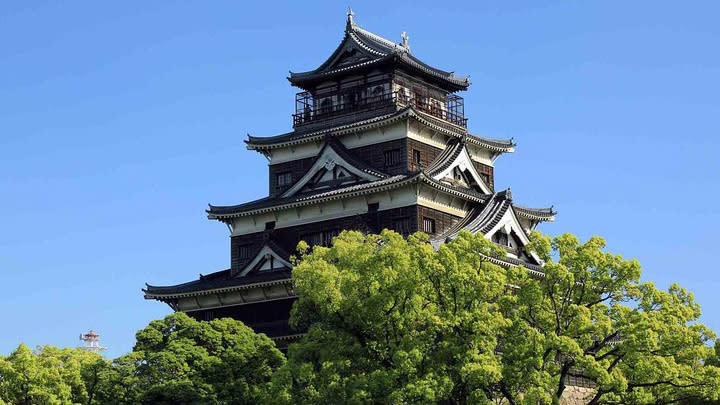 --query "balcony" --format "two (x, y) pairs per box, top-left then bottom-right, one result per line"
(293, 84), (466, 128)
